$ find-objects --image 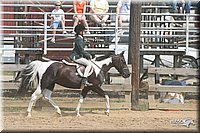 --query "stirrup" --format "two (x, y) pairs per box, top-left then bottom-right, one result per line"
(81, 78), (92, 86)
(83, 81), (93, 86)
